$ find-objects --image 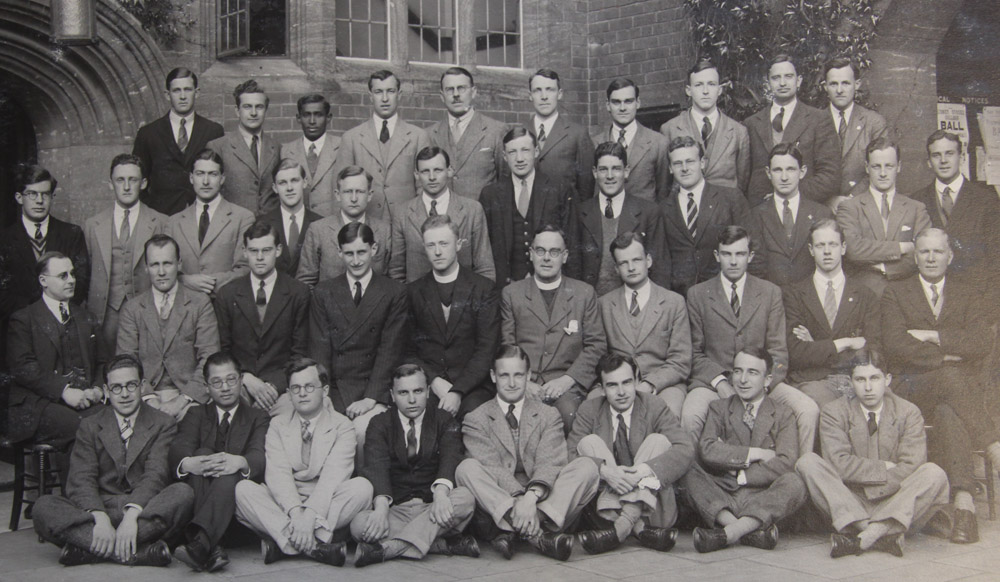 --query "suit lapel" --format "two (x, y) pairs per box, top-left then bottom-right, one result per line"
(452, 113), (488, 172)
(420, 278), (449, 337)
(538, 117), (569, 160)
(830, 280), (862, 334)
(446, 270), (473, 338)
(131, 205), (160, 271)
(843, 107), (865, 157)
(626, 126), (653, 169)
(635, 286), (665, 346)
(629, 396), (650, 451)
(548, 281), (575, 331)
(736, 277), (763, 332)
(345, 275), (387, 339)
(125, 407), (155, 471)
(229, 134), (258, 175)
(619, 197), (642, 234)
(201, 200), (234, 249)
(706, 115), (736, 176)
(156, 115), (185, 162)
(260, 274), (293, 334)
(523, 282), (552, 333)
(859, 194), (886, 239)
(781, 105), (809, 148)
(595, 400), (614, 446)
(385, 122), (415, 169)
(885, 197), (907, 240)
(729, 398), (753, 445)
(708, 279), (738, 327)
(358, 121), (383, 167)
(161, 286), (189, 352)
(695, 186), (722, 245)
(579, 199), (602, 251)
(98, 410), (127, 476)
(750, 111), (773, 151)
(663, 191), (693, 242)
(488, 402), (518, 458)
(93, 210), (114, 277)
(749, 397), (776, 448)
(233, 278), (263, 335)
